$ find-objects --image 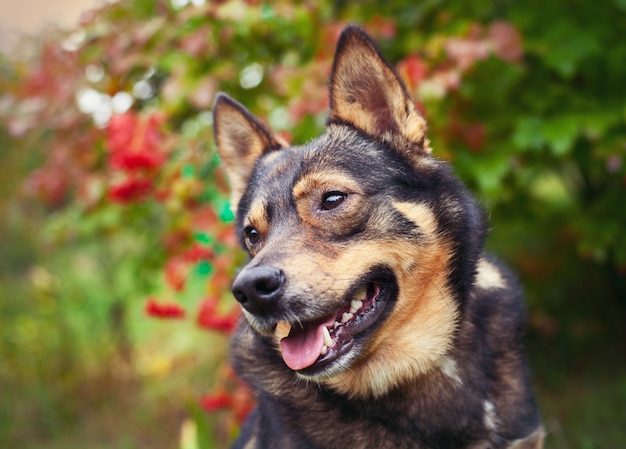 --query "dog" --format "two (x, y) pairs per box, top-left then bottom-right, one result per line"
(212, 25), (543, 449)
